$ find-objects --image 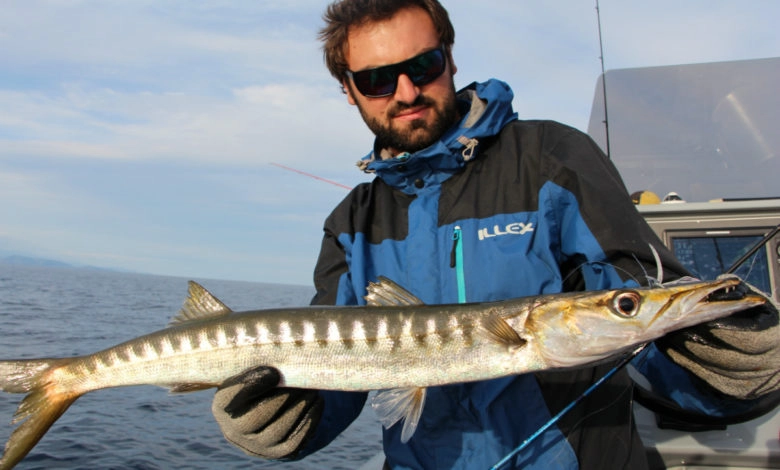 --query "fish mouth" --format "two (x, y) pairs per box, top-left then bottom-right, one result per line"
(651, 276), (767, 329)
(706, 279), (749, 302)
(690, 276), (766, 314)
(701, 278), (777, 331)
